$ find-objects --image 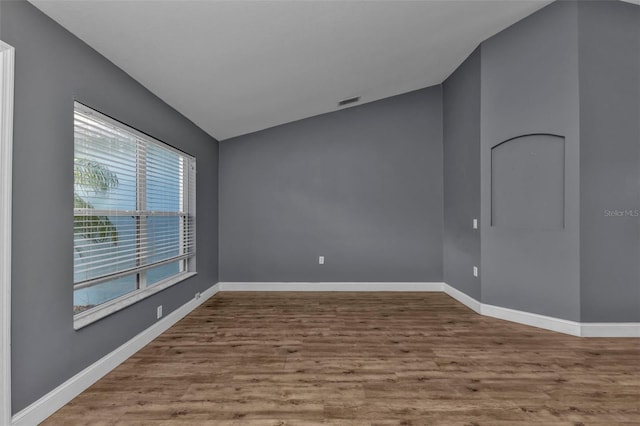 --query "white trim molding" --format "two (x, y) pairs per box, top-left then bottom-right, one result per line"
(74, 272), (198, 330)
(440, 283), (639, 338)
(480, 302), (582, 336)
(11, 283), (219, 426)
(441, 283), (482, 314)
(0, 40), (15, 426)
(218, 282), (444, 291)
(219, 282), (445, 292)
(580, 323), (640, 338)
(221, 282), (640, 338)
